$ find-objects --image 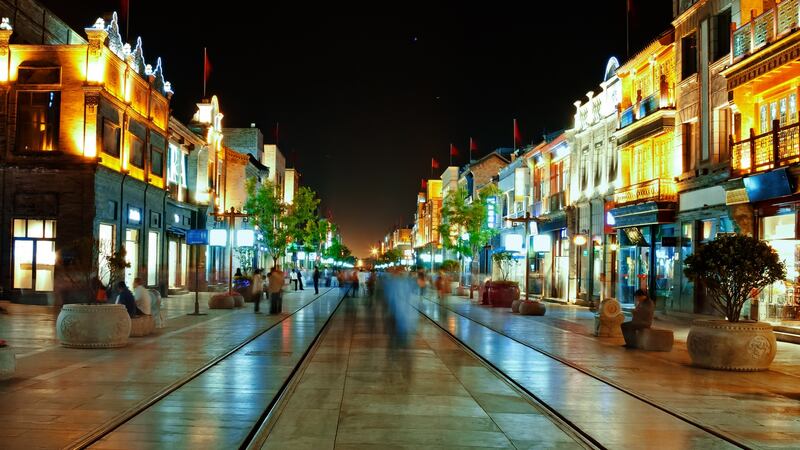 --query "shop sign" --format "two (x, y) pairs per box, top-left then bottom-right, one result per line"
(187, 229), (208, 245)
